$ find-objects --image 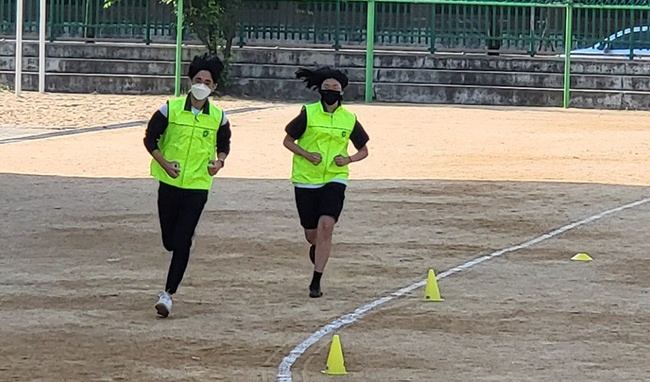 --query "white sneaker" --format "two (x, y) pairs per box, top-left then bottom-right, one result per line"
(155, 291), (172, 317)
